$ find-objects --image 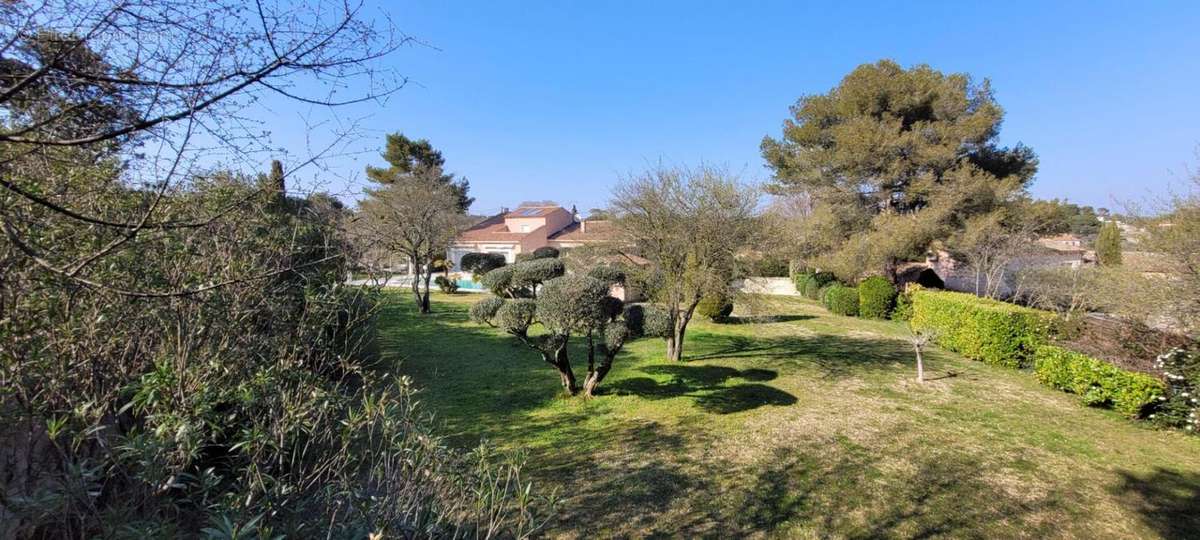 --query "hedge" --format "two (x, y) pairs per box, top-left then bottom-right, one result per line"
(909, 289), (1055, 369)
(1034, 344), (1165, 417)
(858, 276), (896, 319)
(802, 272), (836, 300)
(823, 284), (859, 317)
